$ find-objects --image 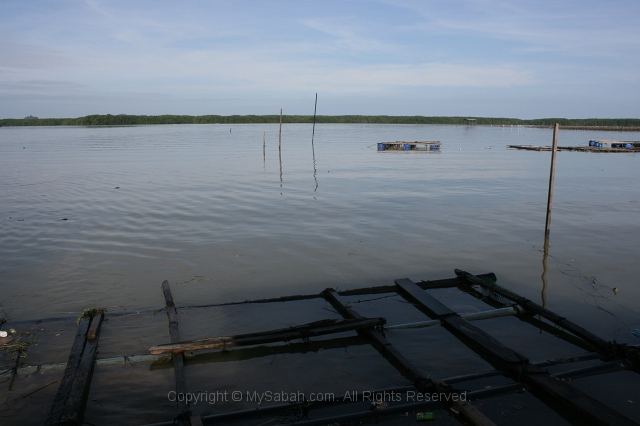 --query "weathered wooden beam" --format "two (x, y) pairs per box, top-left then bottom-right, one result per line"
(150, 317), (384, 354)
(177, 273), (498, 310)
(395, 278), (639, 426)
(322, 288), (497, 426)
(162, 281), (175, 307)
(150, 335), (368, 370)
(46, 311), (104, 426)
(59, 312), (104, 424)
(162, 280), (190, 423)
